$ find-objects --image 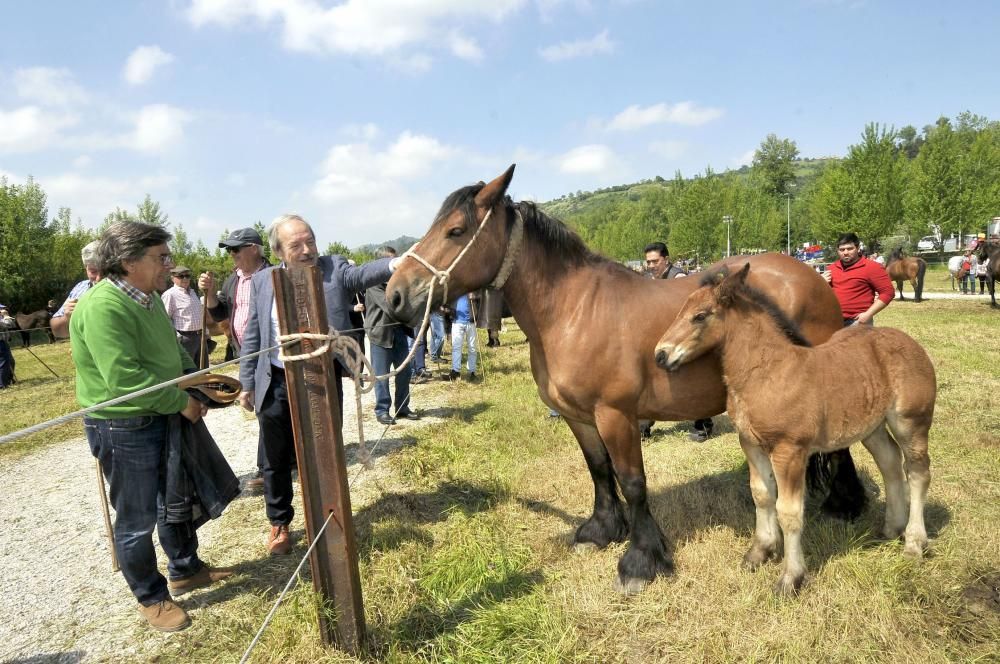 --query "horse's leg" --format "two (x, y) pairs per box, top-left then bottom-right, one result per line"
(739, 433), (781, 569)
(859, 426), (907, 540)
(594, 406), (673, 594)
(564, 419), (628, 551)
(886, 415), (931, 559)
(816, 448), (867, 520)
(770, 443), (809, 596)
(896, 279), (905, 300)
